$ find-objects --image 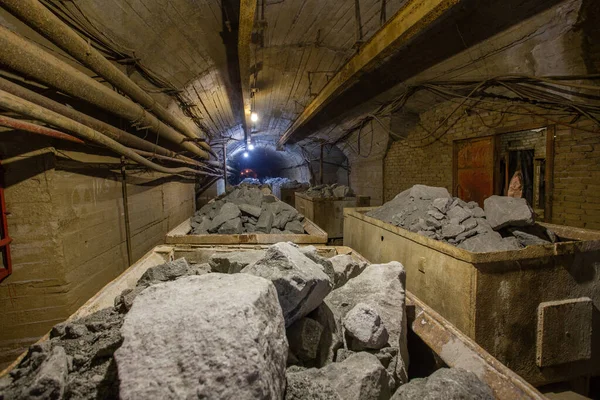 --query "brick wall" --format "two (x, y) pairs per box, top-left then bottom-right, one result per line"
(384, 100), (600, 230)
(345, 117), (390, 206)
(0, 141), (194, 369)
